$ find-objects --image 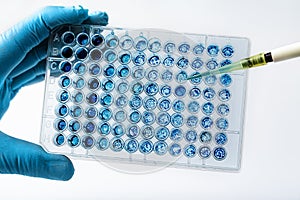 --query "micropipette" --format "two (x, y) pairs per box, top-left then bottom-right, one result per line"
(187, 42), (300, 80)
